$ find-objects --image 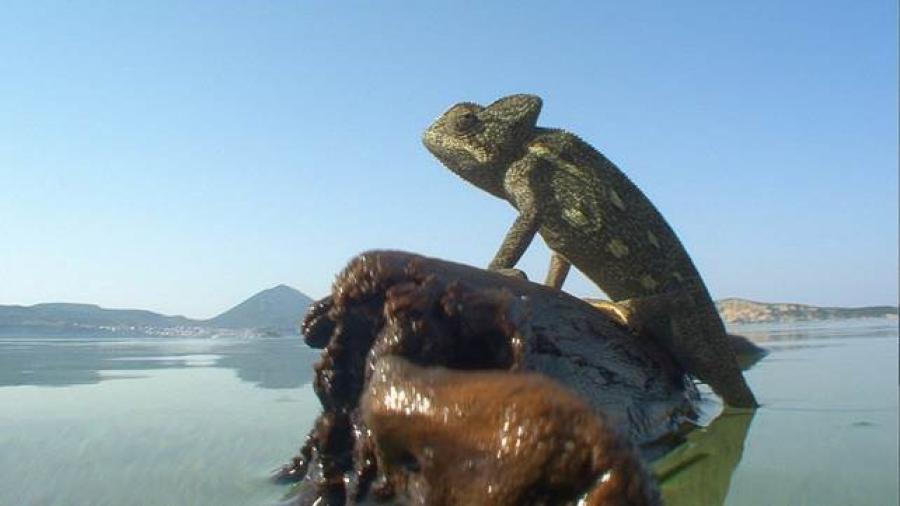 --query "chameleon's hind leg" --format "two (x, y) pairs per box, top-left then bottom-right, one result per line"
(616, 290), (695, 332)
(587, 300), (632, 329)
(586, 291), (687, 332)
(544, 252), (571, 289)
(619, 289), (759, 407)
